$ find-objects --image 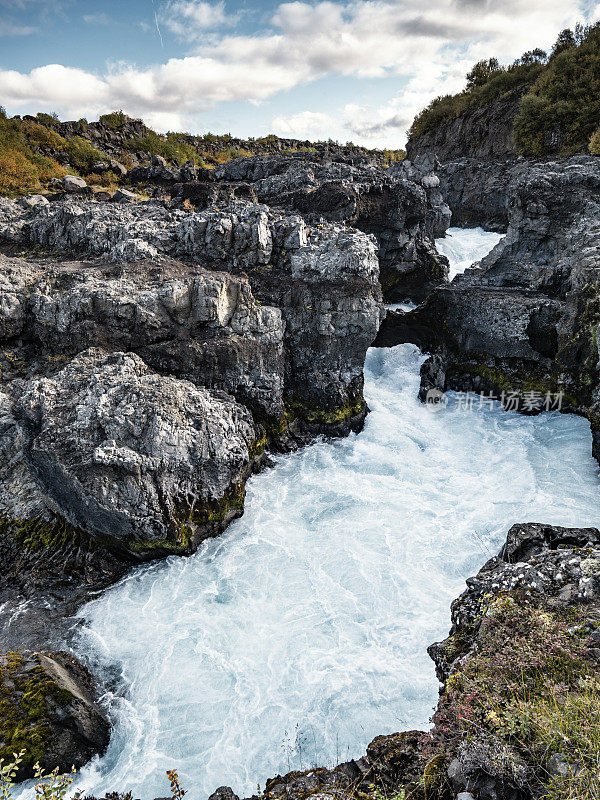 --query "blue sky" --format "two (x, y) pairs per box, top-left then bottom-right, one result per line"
(0, 0), (598, 147)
